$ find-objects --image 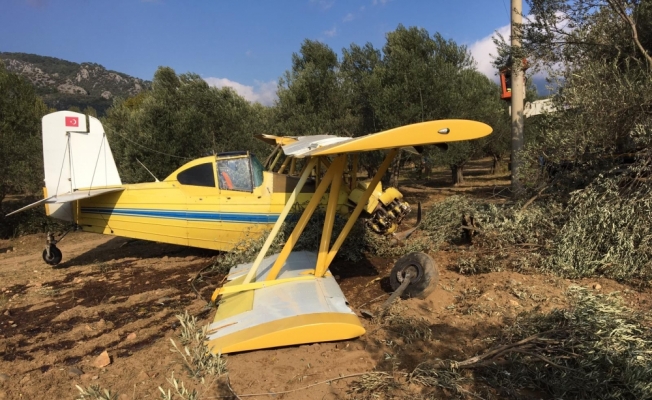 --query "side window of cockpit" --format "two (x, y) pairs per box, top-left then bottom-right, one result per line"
(251, 155), (264, 188)
(177, 163), (216, 187)
(217, 158), (253, 192)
